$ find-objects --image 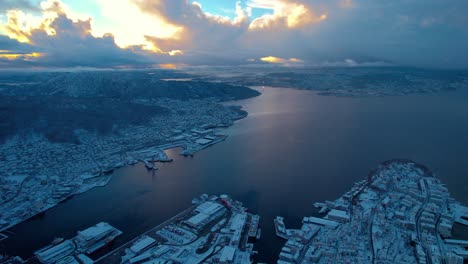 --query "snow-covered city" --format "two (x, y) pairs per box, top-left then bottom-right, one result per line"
(2, 0), (468, 262)
(274, 161), (468, 263)
(0, 97), (248, 235)
(2, 195), (261, 264)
